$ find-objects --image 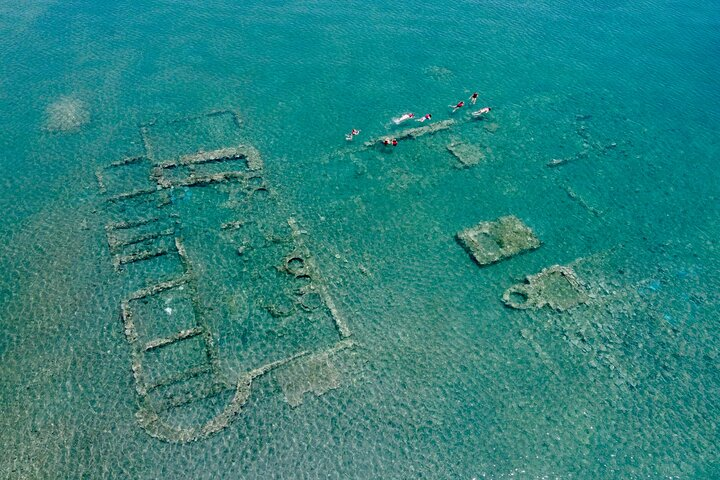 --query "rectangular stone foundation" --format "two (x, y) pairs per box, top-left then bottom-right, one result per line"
(457, 215), (541, 266)
(97, 110), (355, 443)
